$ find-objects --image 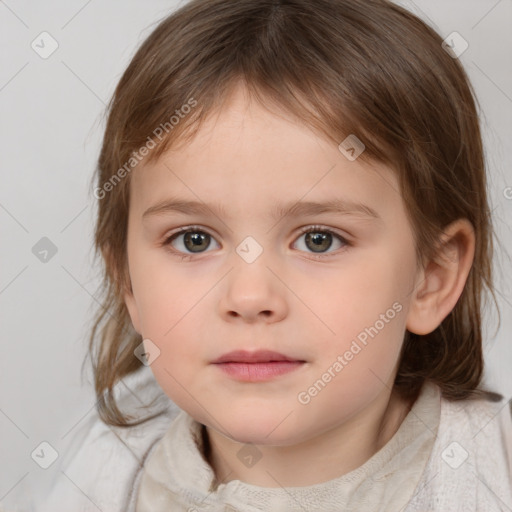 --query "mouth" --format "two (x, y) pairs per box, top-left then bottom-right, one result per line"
(211, 350), (306, 382)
